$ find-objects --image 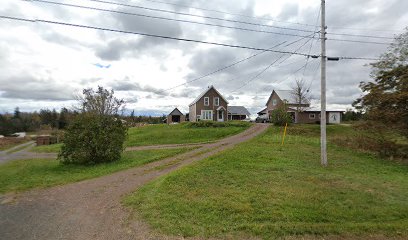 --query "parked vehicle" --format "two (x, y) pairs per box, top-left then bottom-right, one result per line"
(255, 116), (270, 123)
